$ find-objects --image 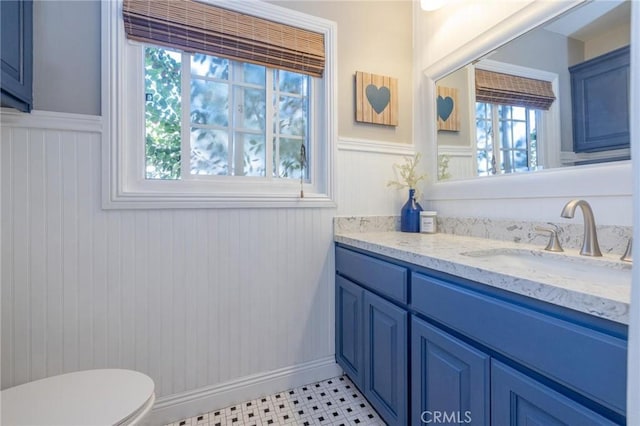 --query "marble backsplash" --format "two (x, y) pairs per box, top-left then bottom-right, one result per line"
(334, 215), (632, 256)
(333, 216), (400, 234)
